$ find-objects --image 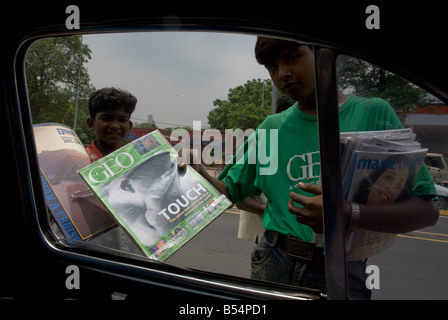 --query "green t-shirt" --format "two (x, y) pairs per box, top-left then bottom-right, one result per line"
(219, 95), (436, 242)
